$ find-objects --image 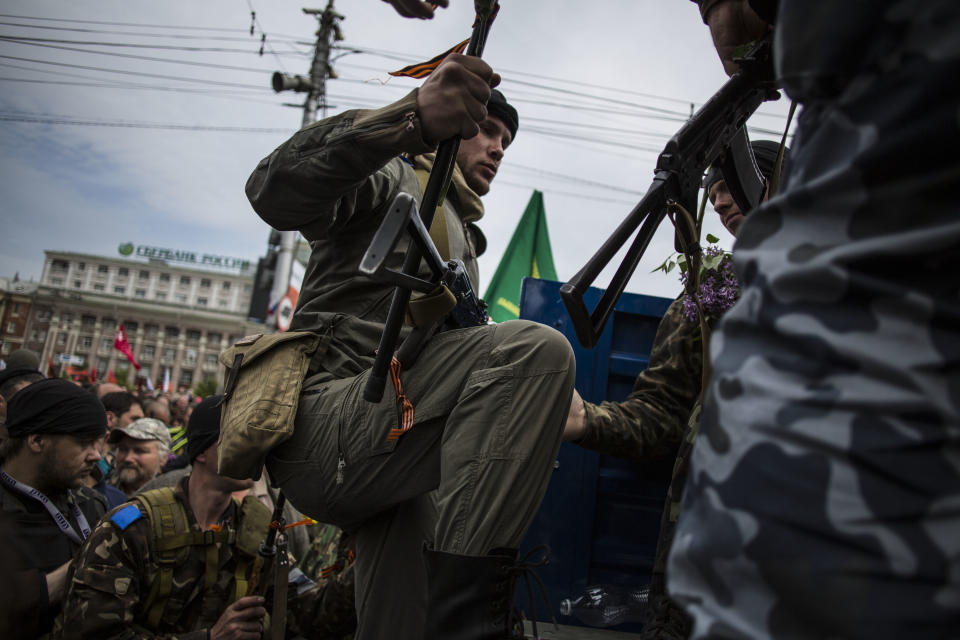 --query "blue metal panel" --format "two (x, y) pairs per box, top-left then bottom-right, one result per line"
(516, 277), (674, 633)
